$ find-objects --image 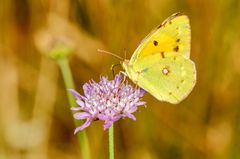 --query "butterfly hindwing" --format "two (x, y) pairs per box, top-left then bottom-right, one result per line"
(130, 13), (190, 65)
(132, 53), (196, 104)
